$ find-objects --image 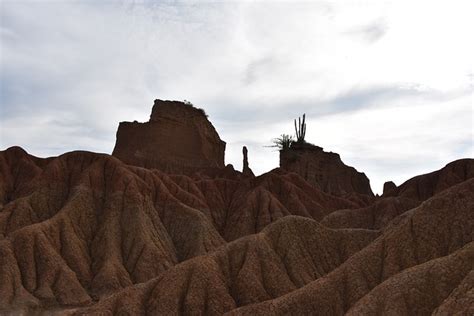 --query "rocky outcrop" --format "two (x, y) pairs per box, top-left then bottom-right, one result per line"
(1, 146), (473, 315)
(0, 146), (362, 313)
(280, 142), (373, 197)
(242, 146), (254, 177)
(382, 158), (474, 200)
(383, 181), (396, 195)
(321, 196), (420, 230)
(112, 99), (226, 174)
(75, 177), (474, 315)
(2, 104), (474, 315)
(0, 146), (52, 208)
(227, 178), (474, 315)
